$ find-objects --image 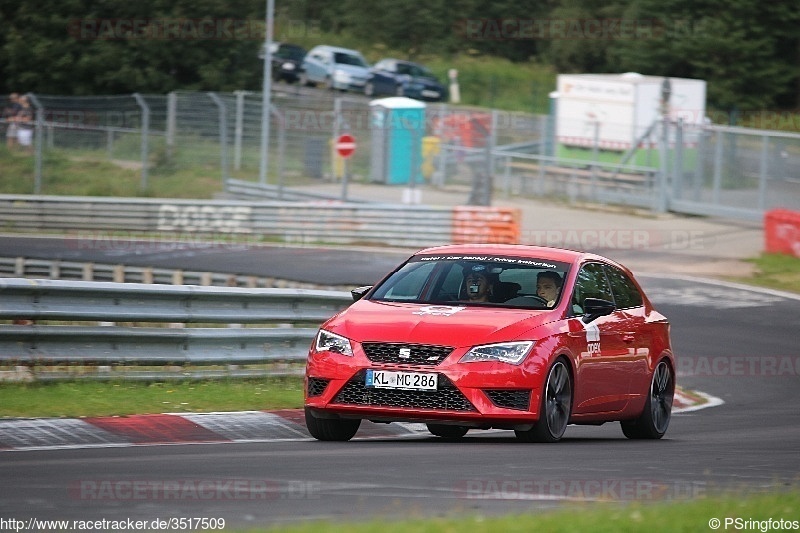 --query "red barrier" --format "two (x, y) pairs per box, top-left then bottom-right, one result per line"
(765, 209), (800, 258)
(452, 207), (521, 245)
